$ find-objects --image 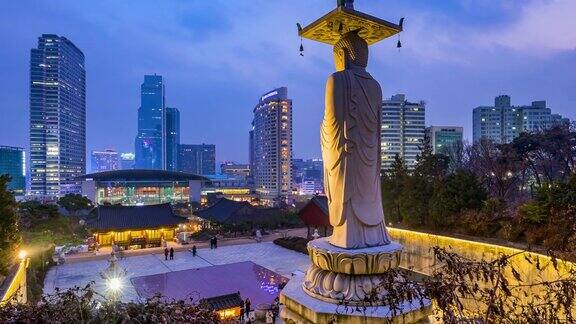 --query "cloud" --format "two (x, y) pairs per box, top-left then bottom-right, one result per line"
(485, 0), (576, 52)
